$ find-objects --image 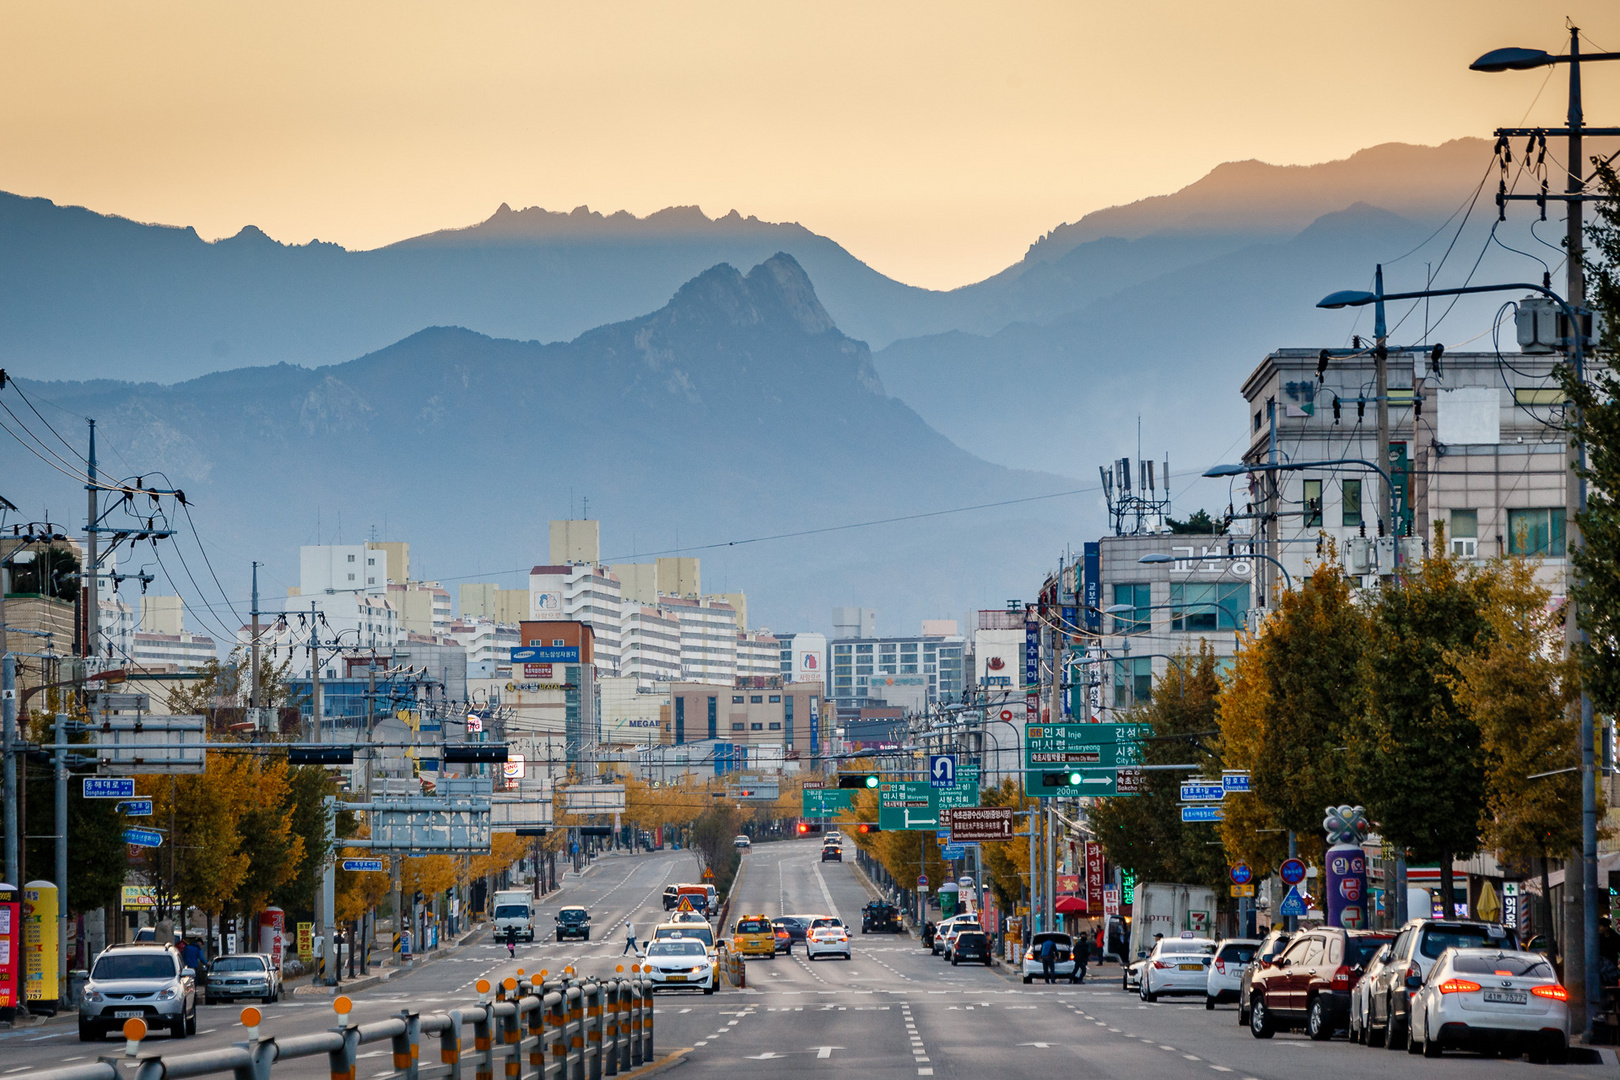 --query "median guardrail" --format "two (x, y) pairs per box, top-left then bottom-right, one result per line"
(14, 967), (656, 1080)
